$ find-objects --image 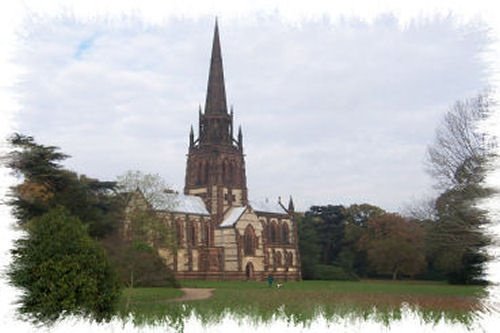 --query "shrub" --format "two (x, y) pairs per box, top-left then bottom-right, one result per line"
(313, 265), (359, 281)
(8, 207), (122, 324)
(101, 234), (179, 288)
